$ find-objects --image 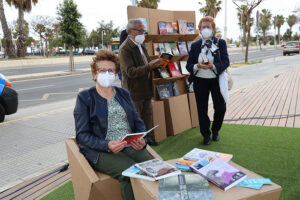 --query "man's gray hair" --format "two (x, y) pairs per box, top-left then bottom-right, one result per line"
(126, 19), (143, 32)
